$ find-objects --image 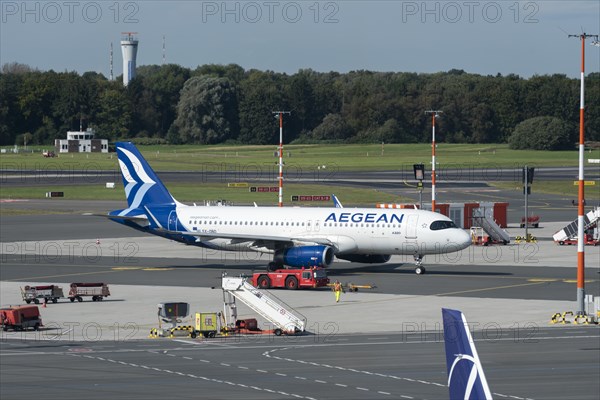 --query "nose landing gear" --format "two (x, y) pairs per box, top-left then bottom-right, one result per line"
(414, 254), (426, 275)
